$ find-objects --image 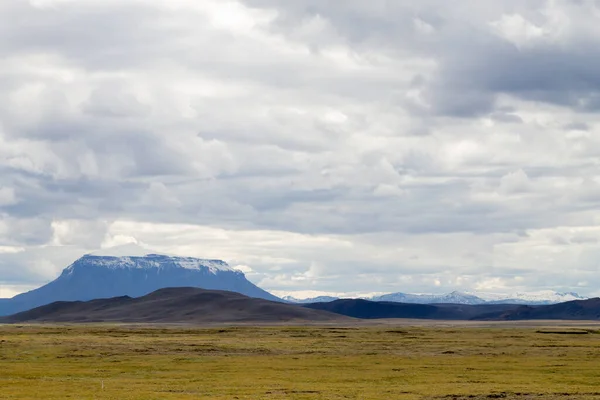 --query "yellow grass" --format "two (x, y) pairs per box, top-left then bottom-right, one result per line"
(2, 324), (600, 399)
